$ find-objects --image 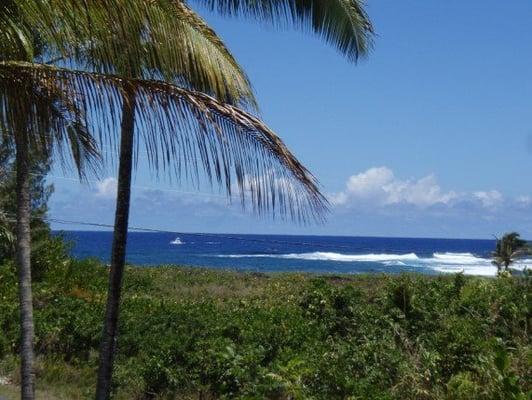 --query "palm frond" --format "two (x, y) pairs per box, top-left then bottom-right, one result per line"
(0, 61), (328, 222)
(0, 62), (101, 179)
(15, 0), (256, 109)
(0, 1), (35, 61)
(194, 0), (374, 61)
